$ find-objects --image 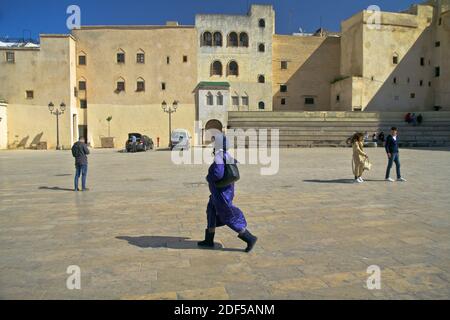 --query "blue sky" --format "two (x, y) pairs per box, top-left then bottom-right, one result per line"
(0, 0), (419, 40)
